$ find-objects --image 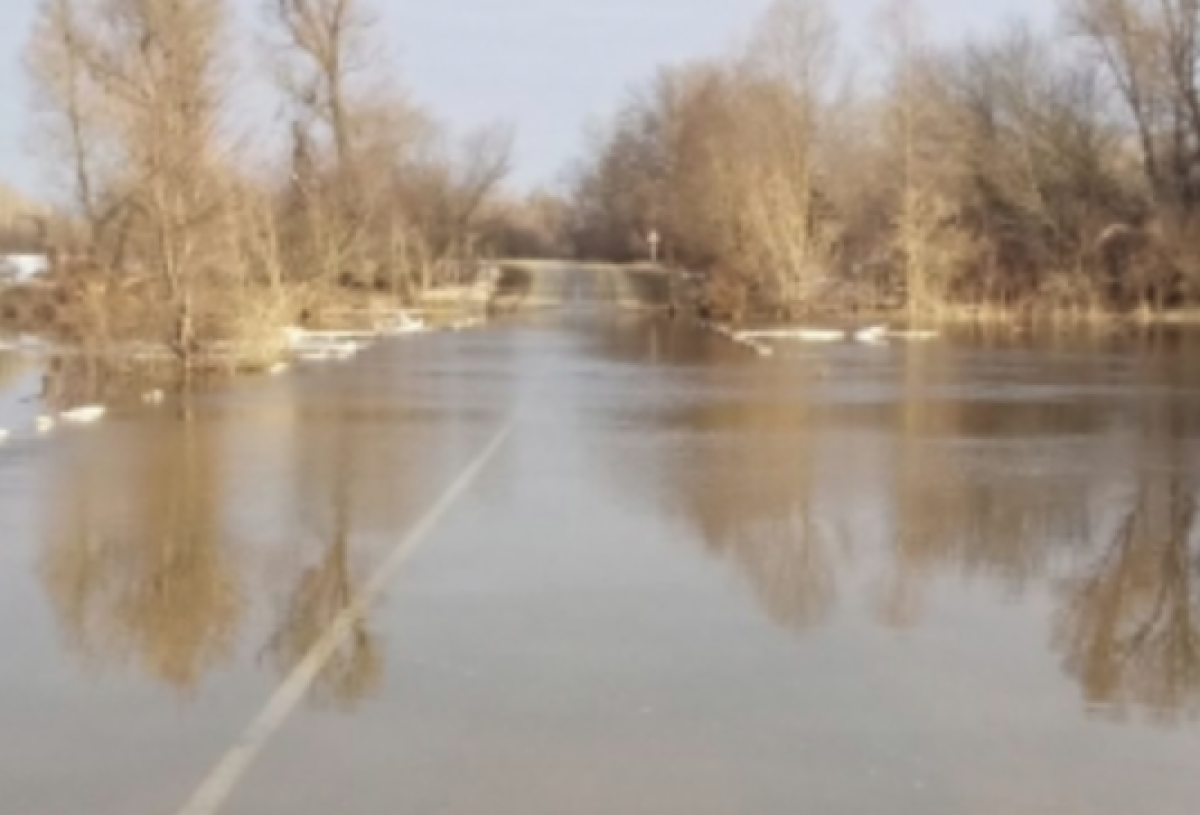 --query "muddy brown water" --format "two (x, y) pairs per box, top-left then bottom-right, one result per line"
(1, 312), (1199, 815)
